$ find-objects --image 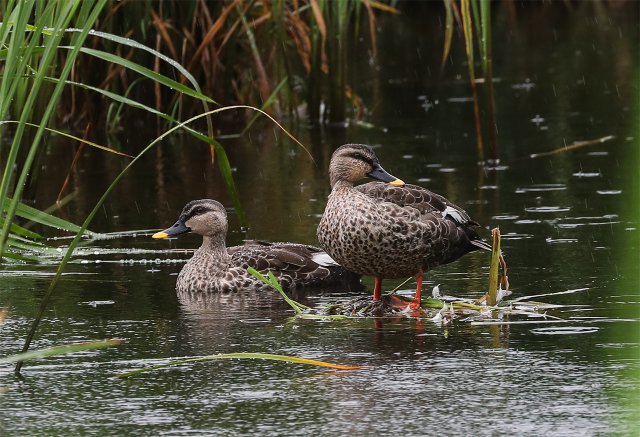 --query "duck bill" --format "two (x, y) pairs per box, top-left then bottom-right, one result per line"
(152, 220), (191, 239)
(367, 163), (405, 187)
